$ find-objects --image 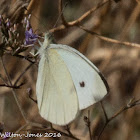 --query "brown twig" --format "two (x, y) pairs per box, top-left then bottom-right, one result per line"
(100, 101), (108, 122)
(22, 124), (79, 140)
(24, 0), (37, 15)
(65, 125), (78, 140)
(51, 0), (140, 50)
(27, 88), (37, 103)
(9, 124), (29, 140)
(98, 98), (140, 140)
(49, 0), (110, 33)
(84, 110), (92, 140)
(58, 0), (69, 27)
(0, 74), (8, 85)
(14, 54), (35, 64)
(0, 57), (27, 123)
(10, 121), (79, 140)
(10, 3), (29, 20)
(0, 82), (24, 89)
(14, 63), (34, 86)
(78, 25), (140, 49)
(50, 124), (79, 140)
(100, 2), (140, 71)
